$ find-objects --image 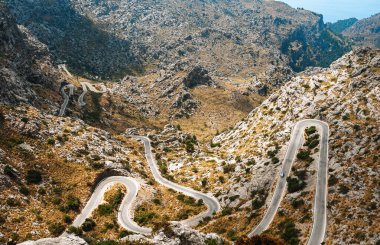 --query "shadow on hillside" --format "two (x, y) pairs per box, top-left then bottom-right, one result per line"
(7, 0), (143, 79)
